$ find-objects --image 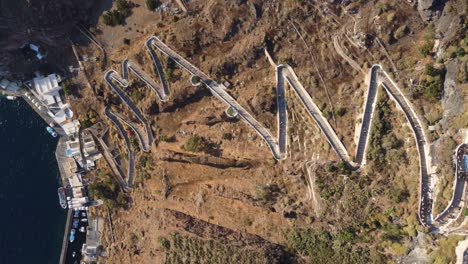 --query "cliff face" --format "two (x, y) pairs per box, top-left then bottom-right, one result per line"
(418, 0), (446, 21)
(0, 0), (96, 77)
